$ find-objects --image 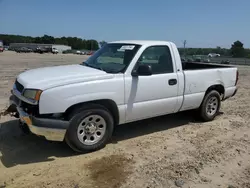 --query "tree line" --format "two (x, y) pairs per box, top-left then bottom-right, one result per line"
(178, 47), (231, 56)
(0, 34), (99, 50)
(101, 40), (249, 58)
(179, 40), (250, 58)
(0, 34), (249, 58)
